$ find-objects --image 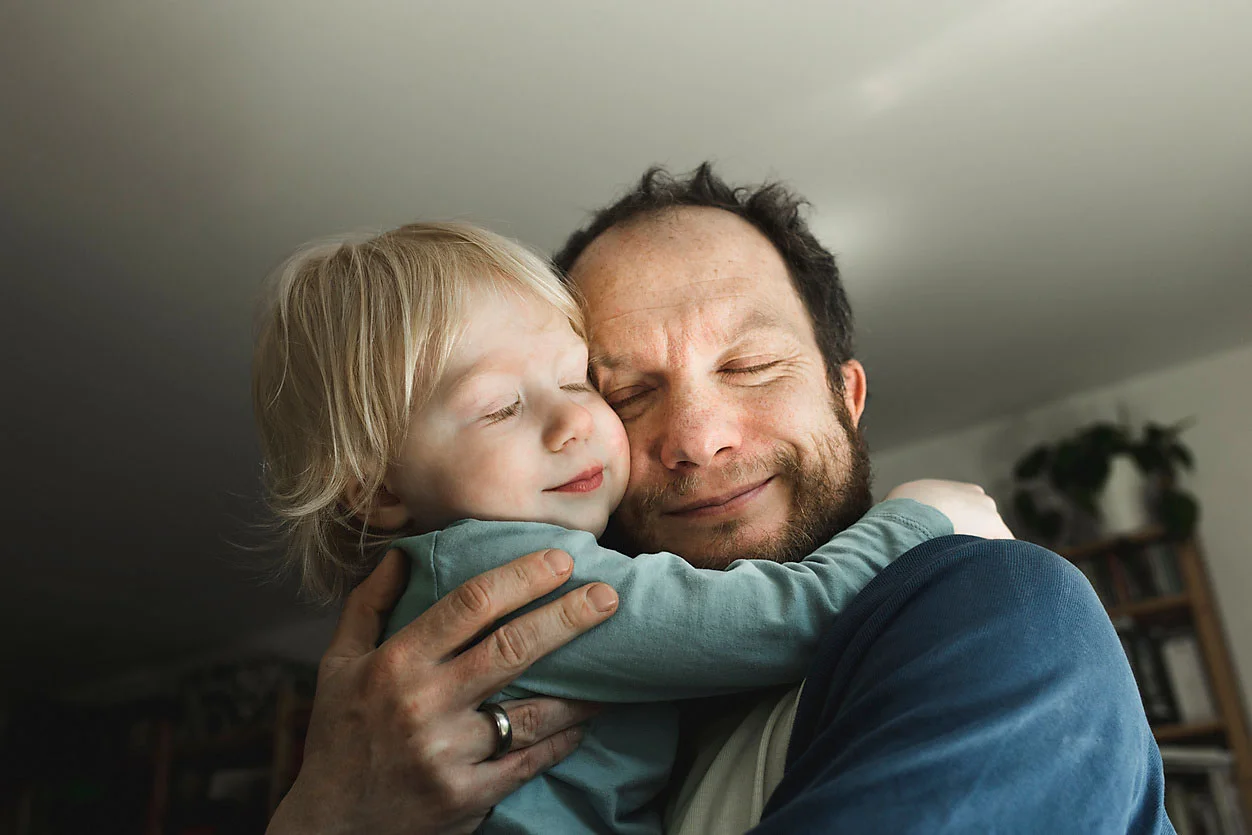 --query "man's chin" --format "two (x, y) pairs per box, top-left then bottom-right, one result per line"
(609, 419), (875, 565)
(634, 516), (793, 569)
